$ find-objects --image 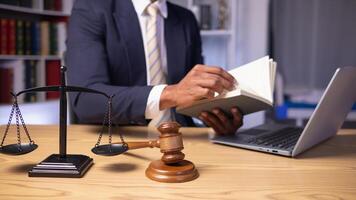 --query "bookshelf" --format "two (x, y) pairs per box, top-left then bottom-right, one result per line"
(0, 0), (73, 125)
(0, 3), (70, 17)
